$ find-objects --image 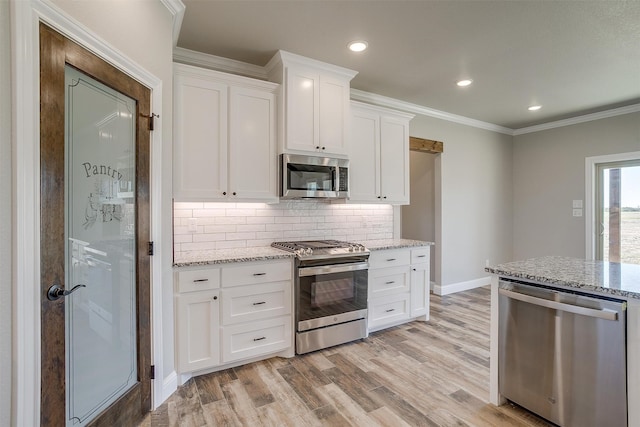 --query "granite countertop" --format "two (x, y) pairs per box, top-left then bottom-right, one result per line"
(362, 239), (434, 251)
(486, 256), (640, 299)
(174, 239), (434, 267)
(174, 246), (294, 267)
